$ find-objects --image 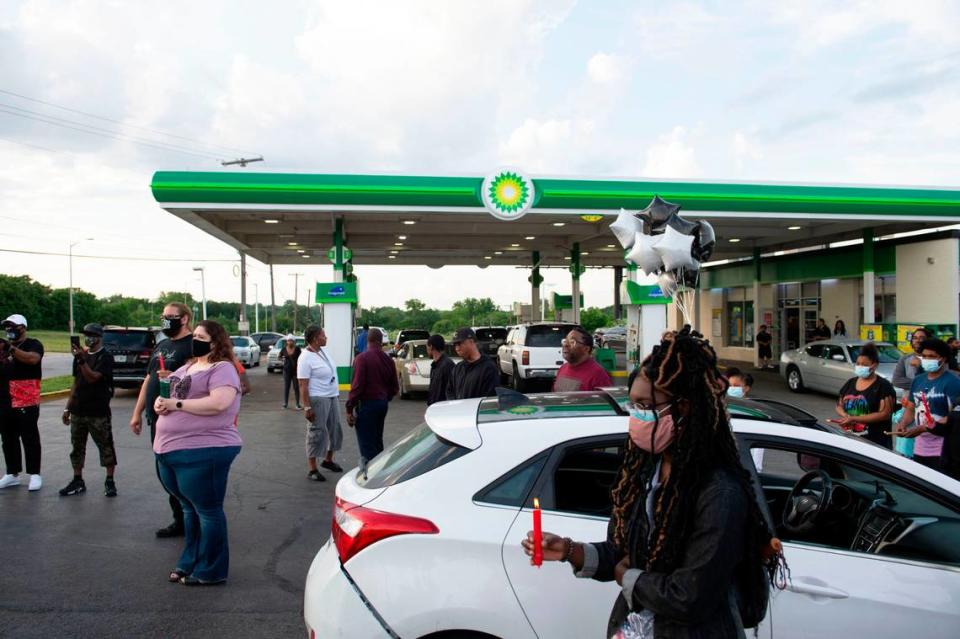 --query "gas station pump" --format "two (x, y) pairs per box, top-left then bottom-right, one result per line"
(623, 278), (671, 371)
(315, 281), (357, 387)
